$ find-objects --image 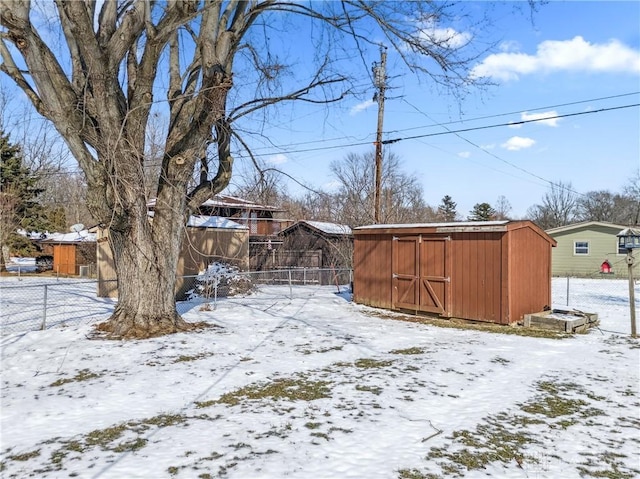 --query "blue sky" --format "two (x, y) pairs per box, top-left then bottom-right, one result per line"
(2, 1), (638, 220)
(234, 1), (640, 219)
